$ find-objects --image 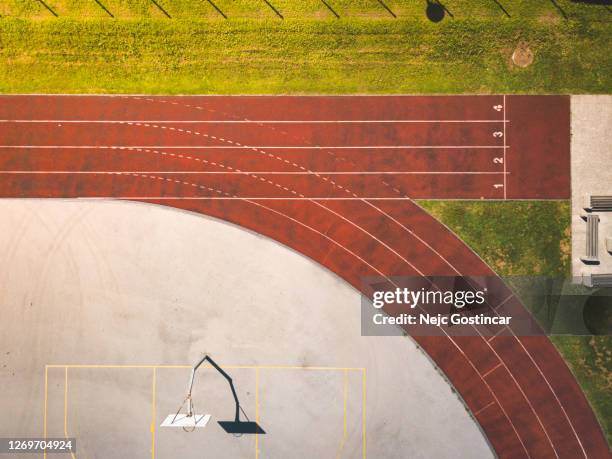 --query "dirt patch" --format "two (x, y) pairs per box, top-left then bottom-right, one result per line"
(539, 11), (561, 24)
(512, 41), (534, 68)
(560, 226), (571, 266)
